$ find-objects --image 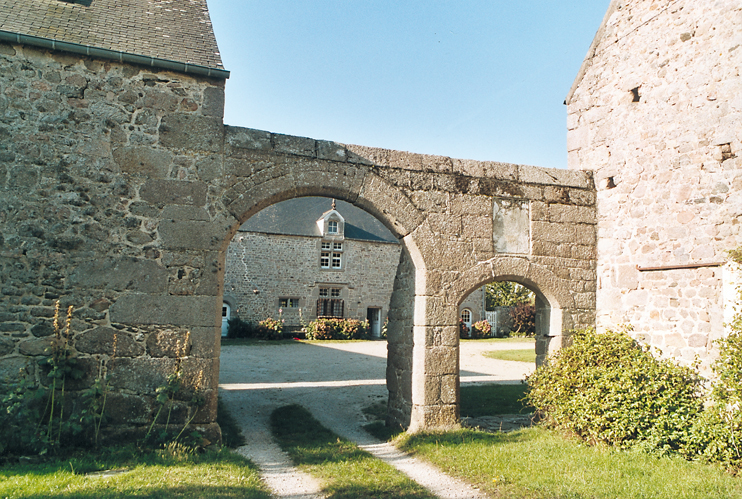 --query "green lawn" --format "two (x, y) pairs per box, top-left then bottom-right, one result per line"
(271, 404), (435, 499)
(460, 383), (532, 417)
(482, 348), (536, 363)
(398, 427), (742, 499)
(0, 446), (270, 499)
